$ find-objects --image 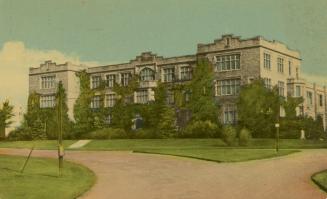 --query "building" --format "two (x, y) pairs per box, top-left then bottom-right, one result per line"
(28, 34), (327, 130)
